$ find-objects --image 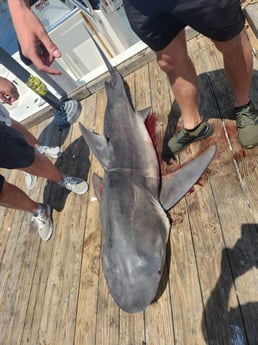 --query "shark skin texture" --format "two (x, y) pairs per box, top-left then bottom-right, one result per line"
(78, 13), (216, 313)
(79, 67), (216, 312)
